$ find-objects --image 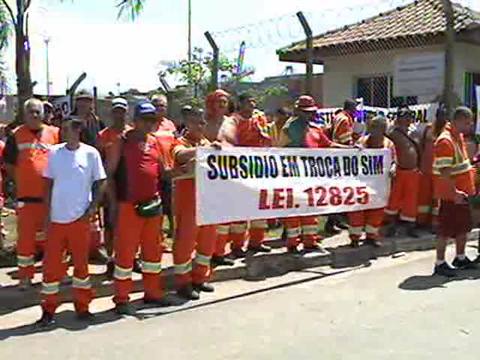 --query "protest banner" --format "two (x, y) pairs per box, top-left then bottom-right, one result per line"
(196, 147), (392, 225)
(52, 96), (71, 117)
